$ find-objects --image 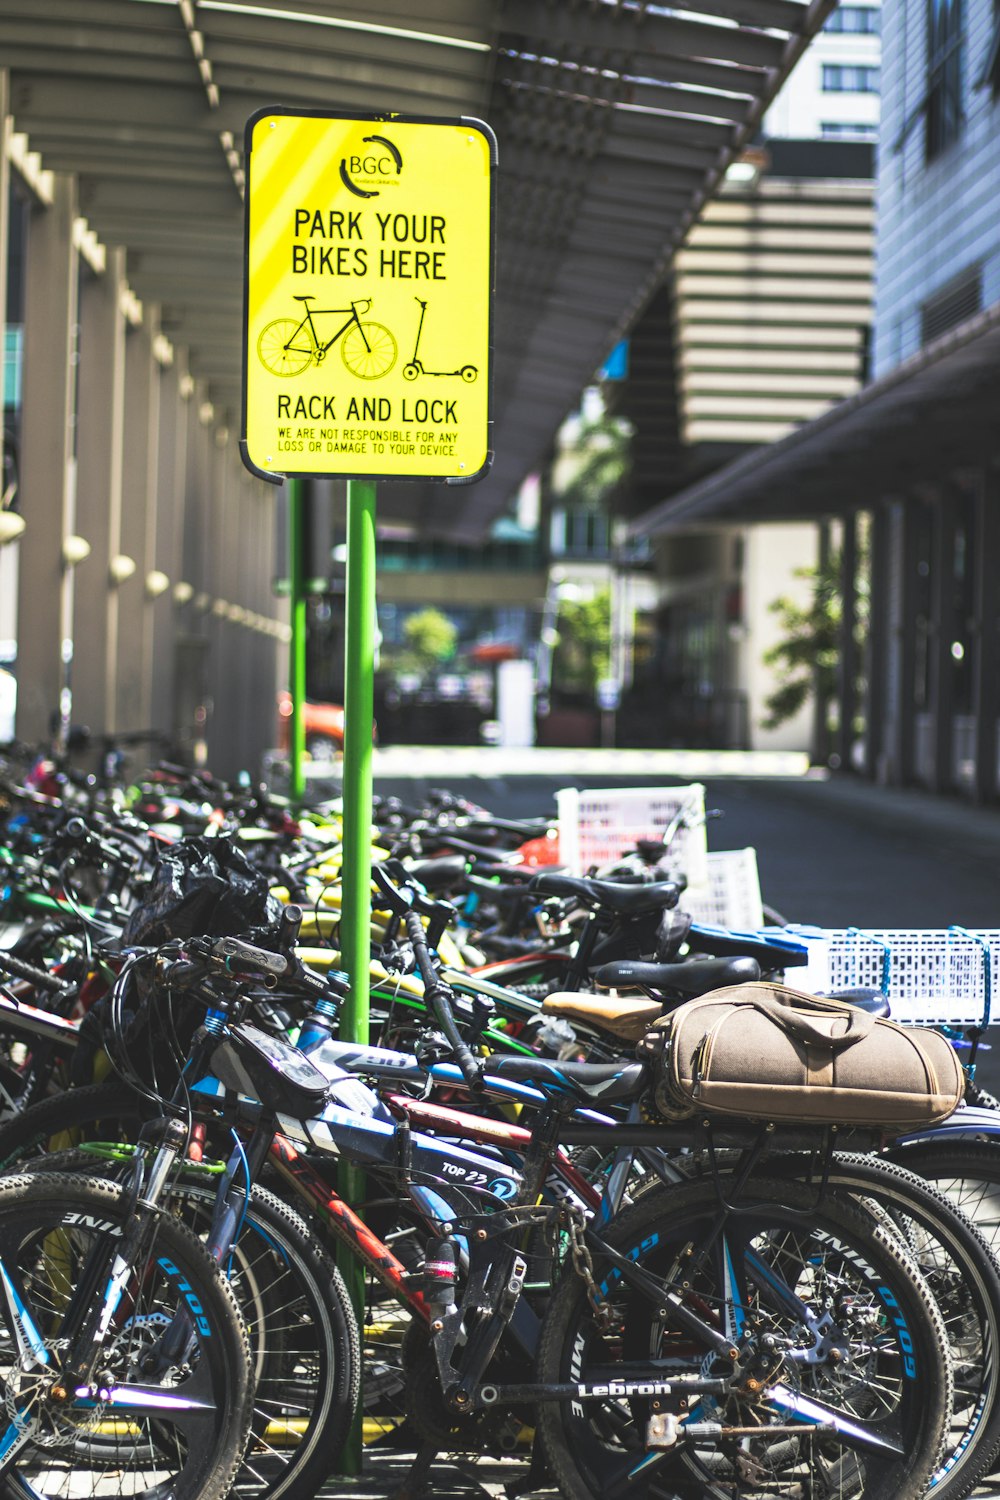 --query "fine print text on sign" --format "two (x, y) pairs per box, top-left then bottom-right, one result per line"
(241, 110), (495, 483)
